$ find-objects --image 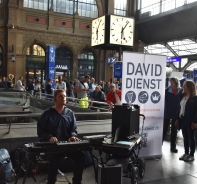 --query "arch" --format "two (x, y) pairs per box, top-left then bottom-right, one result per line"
(56, 43), (75, 58)
(24, 40), (46, 85)
(23, 40), (46, 55)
